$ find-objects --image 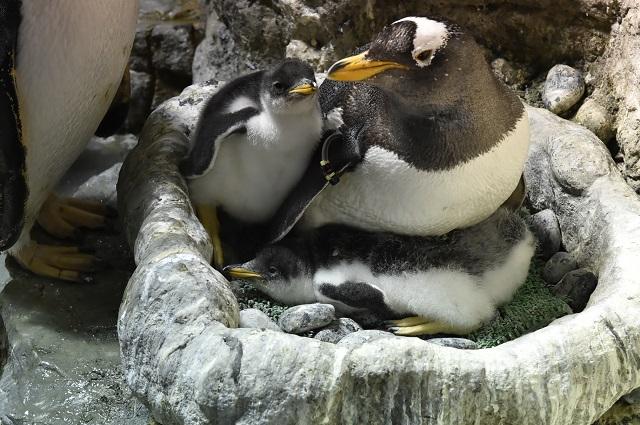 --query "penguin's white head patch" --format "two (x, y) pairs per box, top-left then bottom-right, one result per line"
(393, 17), (449, 67)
